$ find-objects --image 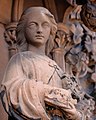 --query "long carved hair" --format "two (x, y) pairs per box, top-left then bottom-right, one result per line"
(16, 7), (57, 55)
